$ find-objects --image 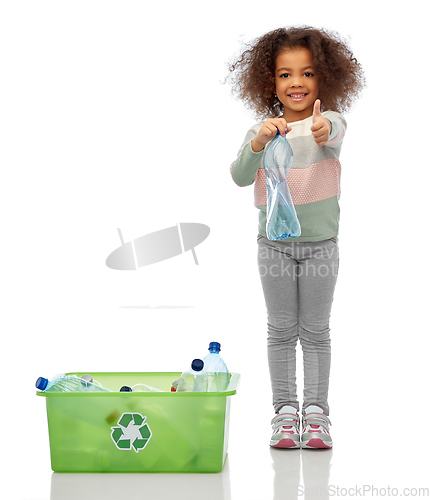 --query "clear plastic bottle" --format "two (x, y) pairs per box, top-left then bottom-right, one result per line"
(35, 374), (112, 393)
(177, 359), (208, 392)
(263, 130), (301, 240)
(131, 383), (163, 392)
(203, 342), (230, 392)
(80, 374), (109, 392)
